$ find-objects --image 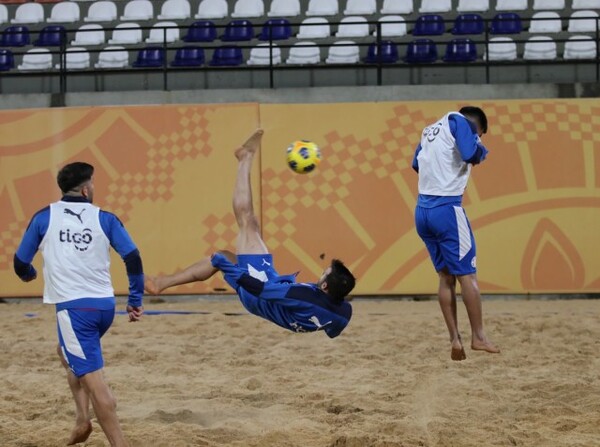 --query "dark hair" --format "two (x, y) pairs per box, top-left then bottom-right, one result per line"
(325, 259), (356, 302)
(57, 162), (94, 194)
(459, 106), (488, 134)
